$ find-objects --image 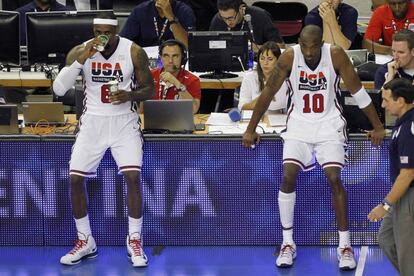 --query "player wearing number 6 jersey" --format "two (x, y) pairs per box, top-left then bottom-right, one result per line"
(242, 25), (385, 270)
(53, 12), (154, 267)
